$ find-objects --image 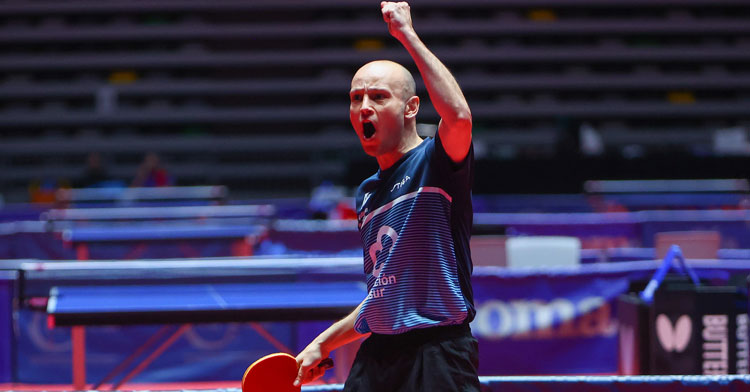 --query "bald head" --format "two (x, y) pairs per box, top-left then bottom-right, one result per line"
(353, 60), (416, 100)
